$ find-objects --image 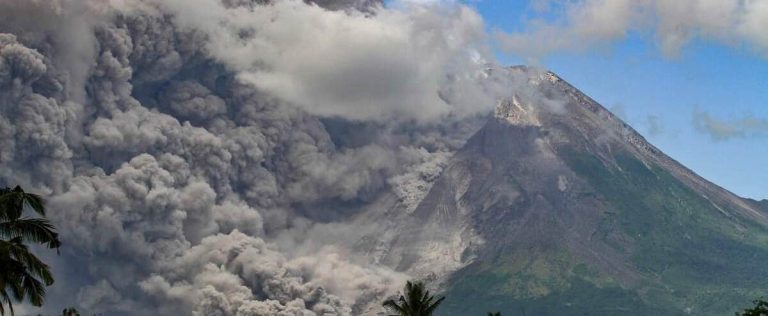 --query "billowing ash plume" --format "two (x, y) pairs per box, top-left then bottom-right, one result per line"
(0, 0), (521, 314)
